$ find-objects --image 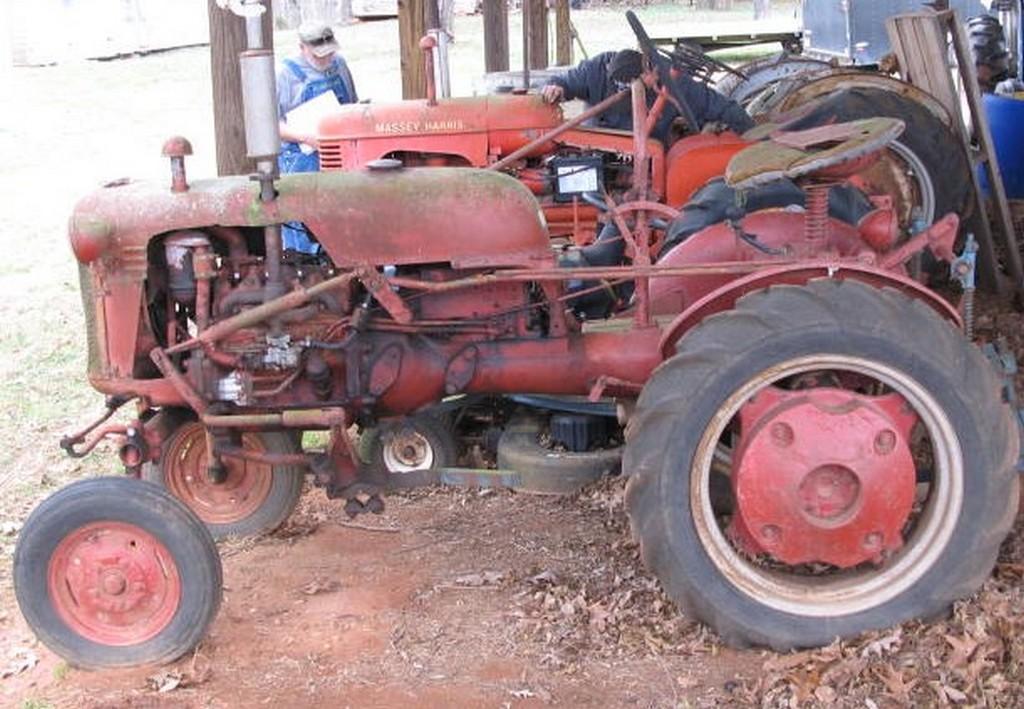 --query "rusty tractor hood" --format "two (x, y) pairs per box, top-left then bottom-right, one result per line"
(69, 167), (552, 269)
(317, 94), (563, 141)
